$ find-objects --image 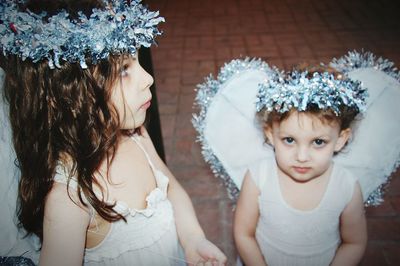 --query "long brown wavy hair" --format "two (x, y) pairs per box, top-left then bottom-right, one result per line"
(0, 0), (132, 241)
